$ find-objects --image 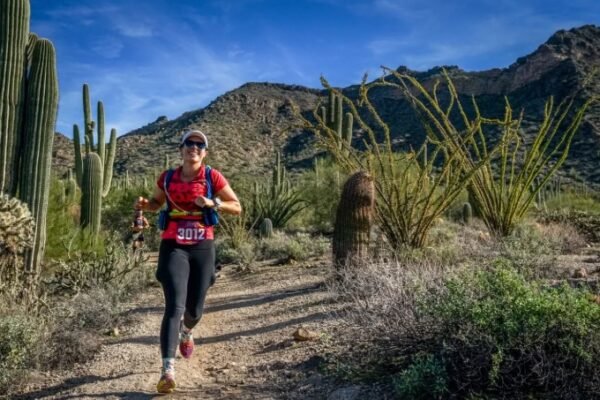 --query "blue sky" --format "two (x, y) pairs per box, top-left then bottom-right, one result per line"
(29, 0), (599, 137)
